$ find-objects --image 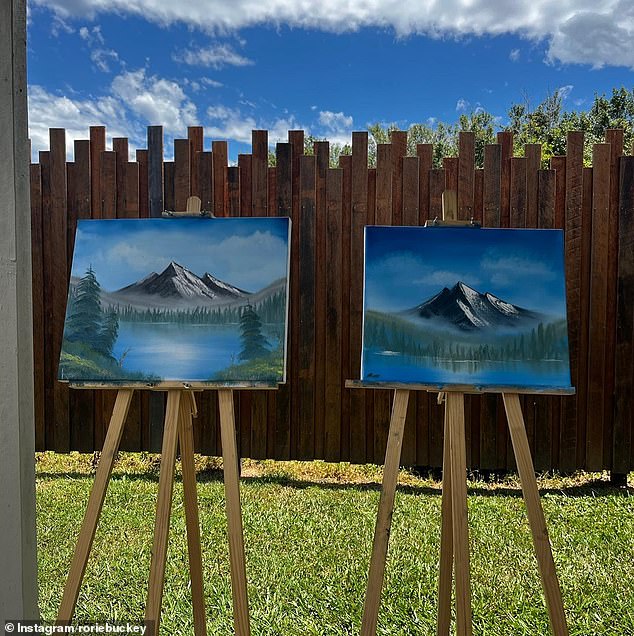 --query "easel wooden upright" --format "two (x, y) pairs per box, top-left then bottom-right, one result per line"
(57, 197), (264, 636)
(347, 191), (574, 636)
